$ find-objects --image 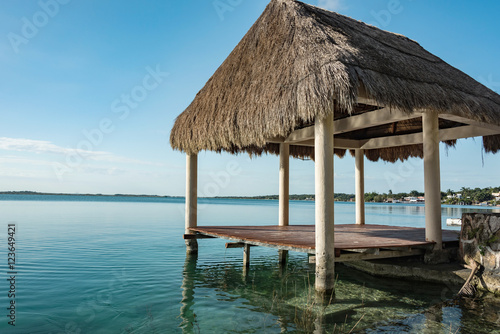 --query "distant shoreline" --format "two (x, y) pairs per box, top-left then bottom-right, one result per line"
(0, 191), (179, 198)
(1, 191), (499, 207)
